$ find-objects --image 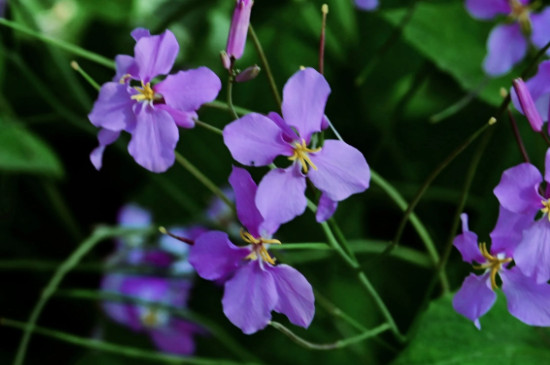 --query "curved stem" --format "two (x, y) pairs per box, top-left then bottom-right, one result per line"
(226, 74), (239, 120)
(204, 100), (253, 116)
(248, 24), (281, 109)
(194, 119), (223, 136)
